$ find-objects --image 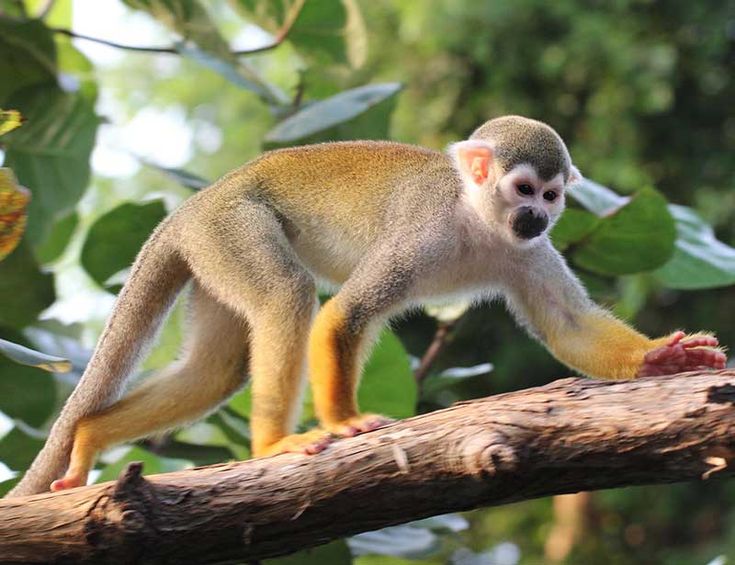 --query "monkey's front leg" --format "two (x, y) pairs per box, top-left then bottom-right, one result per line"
(309, 298), (394, 436)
